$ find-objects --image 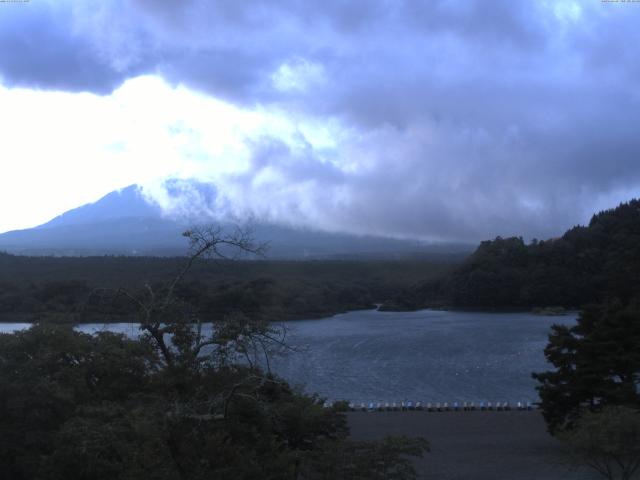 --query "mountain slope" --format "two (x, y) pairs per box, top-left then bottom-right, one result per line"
(39, 185), (162, 229)
(0, 185), (185, 255)
(0, 183), (472, 259)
